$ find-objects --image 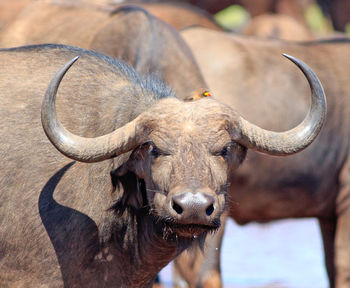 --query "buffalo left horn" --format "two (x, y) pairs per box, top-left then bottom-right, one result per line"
(235, 54), (326, 156)
(41, 57), (149, 163)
